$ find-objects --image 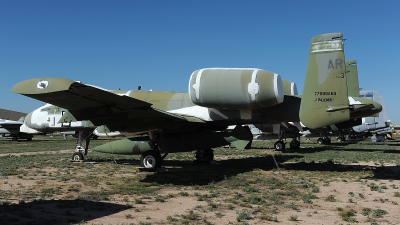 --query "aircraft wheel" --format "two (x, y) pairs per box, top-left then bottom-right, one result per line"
(274, 141), (285, 150)
(72, 152), (84, 161)
(324, 137), (331, 144)
(12, 137), (18, 141)
(317, 138), (324, 145)
(140, 151), (162, 168)
(337, 137), (345, 142)
(195, 149), (214, 162)
(290, 140), (300, 149)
